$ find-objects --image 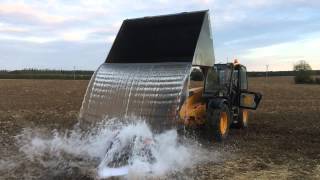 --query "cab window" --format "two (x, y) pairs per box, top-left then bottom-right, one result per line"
(205, 65), (232, 93)
(233, 70), (239, 89)
(240, 67), (248, 90)
(189, 67), (204, 89)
